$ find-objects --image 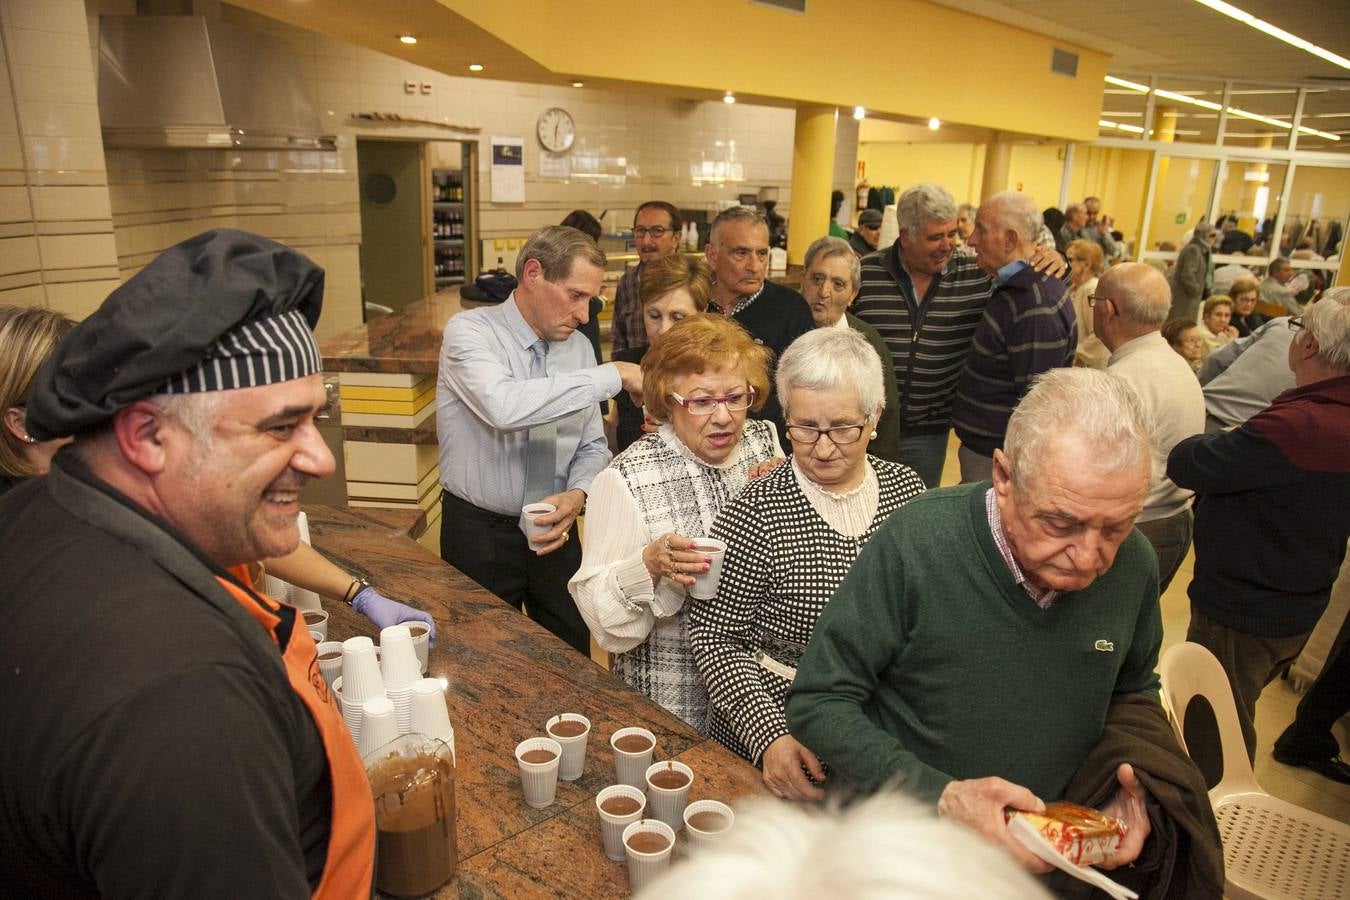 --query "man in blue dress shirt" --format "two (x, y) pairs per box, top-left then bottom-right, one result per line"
(437, 226), (644, 653)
